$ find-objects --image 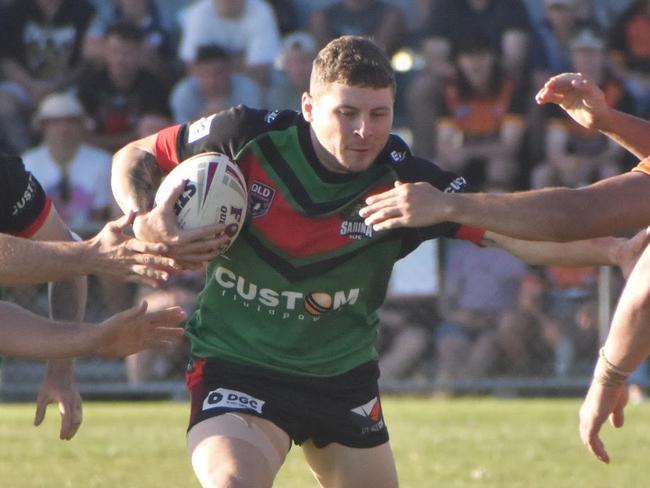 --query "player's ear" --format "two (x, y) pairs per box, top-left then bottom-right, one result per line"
(301, 92), (314, 122)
